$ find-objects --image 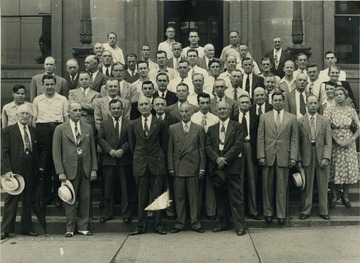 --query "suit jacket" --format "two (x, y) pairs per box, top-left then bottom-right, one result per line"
(153, 90), (178, 106)
(166, 58), (176, 69)
(30, 73), (68, 102)
(167, 122), (206, 177)
(2, 124), (47, 175)
(124, 71), (140, 84)
(165, 103), (199, 121)
(52, 121), (97, 180)
(91, 71), (108, 92)
(264, 49), (291, 78)
(130, 99), (156, 120)
(97, 118), (132, 166)
(257, 110), (298, 167)
(64, 74), (80, 98)
(129, 116), (167, 176)
(94, 96), (130, 131)
(205, 120), (245, 174)
(298, 114), (332, 166)
(210, 97), (238, 119)
(99, 80), (139, 103)
(197, 57), (213, 70)
(284, 90), (310, 116)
